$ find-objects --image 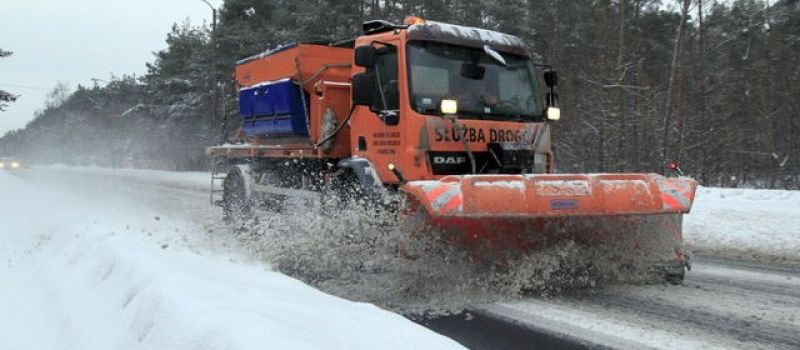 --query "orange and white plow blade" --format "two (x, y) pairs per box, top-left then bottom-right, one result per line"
(400, 173), (698, 262)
